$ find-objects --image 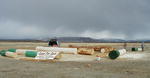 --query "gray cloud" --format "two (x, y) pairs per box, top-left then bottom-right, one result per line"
(0, 0), (150, 39)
